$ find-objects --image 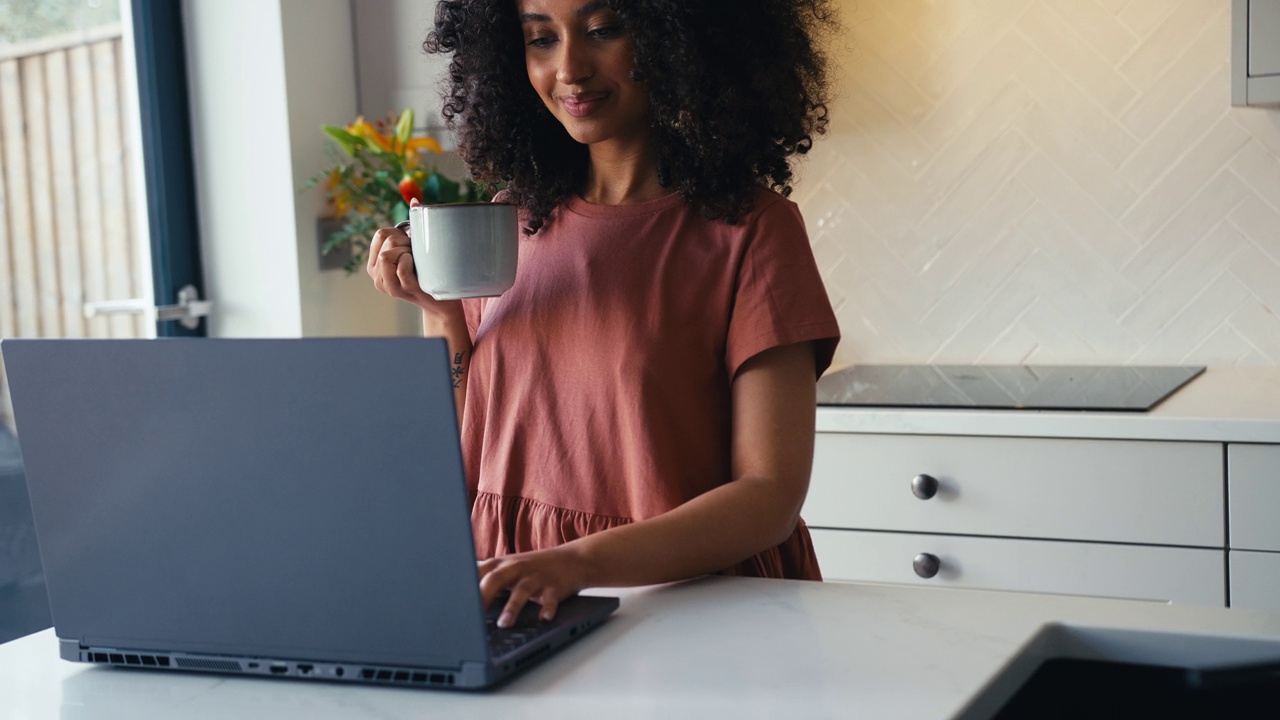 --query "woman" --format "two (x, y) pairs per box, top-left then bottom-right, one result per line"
(367, 0), (841, 629)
